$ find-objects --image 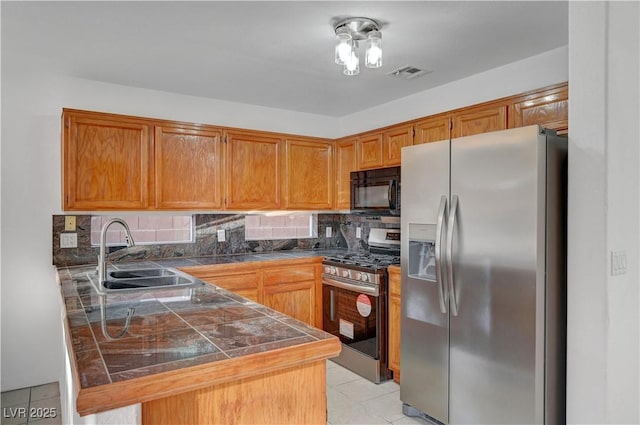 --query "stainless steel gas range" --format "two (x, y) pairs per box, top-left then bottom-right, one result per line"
(322, 228), (400, 383)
